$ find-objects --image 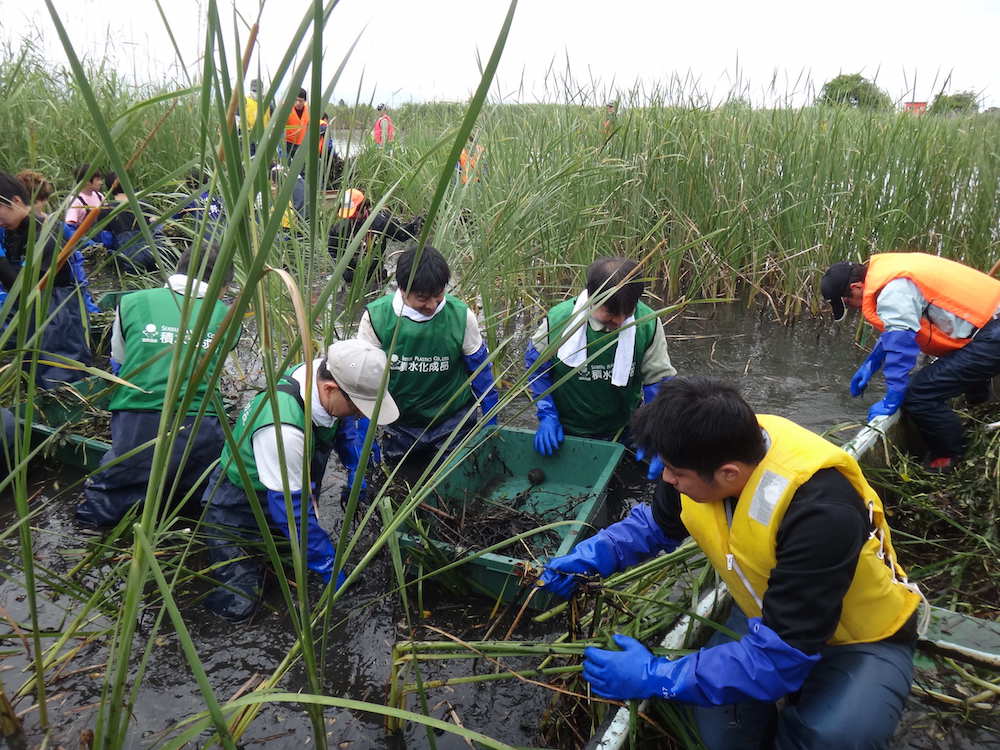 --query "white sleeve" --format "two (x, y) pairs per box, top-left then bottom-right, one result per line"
(111, 310), (126, 363)
(875, 279), (925, 333)
(529, 319), (549, 353)
(462, 308), (484, 355)
(640, 320), (677, 384)
(356, 310), (382, 348)
(251, 424), (307, 493)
